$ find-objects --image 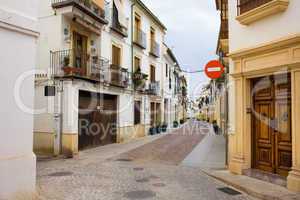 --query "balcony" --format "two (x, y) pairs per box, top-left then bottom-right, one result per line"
(133, 28), (147, 49)
(50, 49), (119, 84)
(111, 8), (128, 37)
(236, 0), (289, 25)
(150, 41), (160, 58)
(51, 0), (108, 25)
(110, 64), (130, 88)
(147, 81), (160, 96)
(238, 0), (273, 15)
